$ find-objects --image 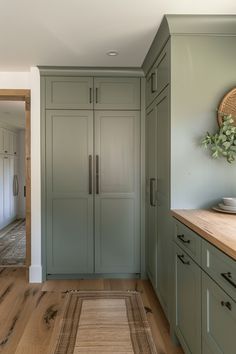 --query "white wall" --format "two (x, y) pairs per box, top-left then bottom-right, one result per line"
(0, 68), (42, 282)
(30, 67), (41, 282)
